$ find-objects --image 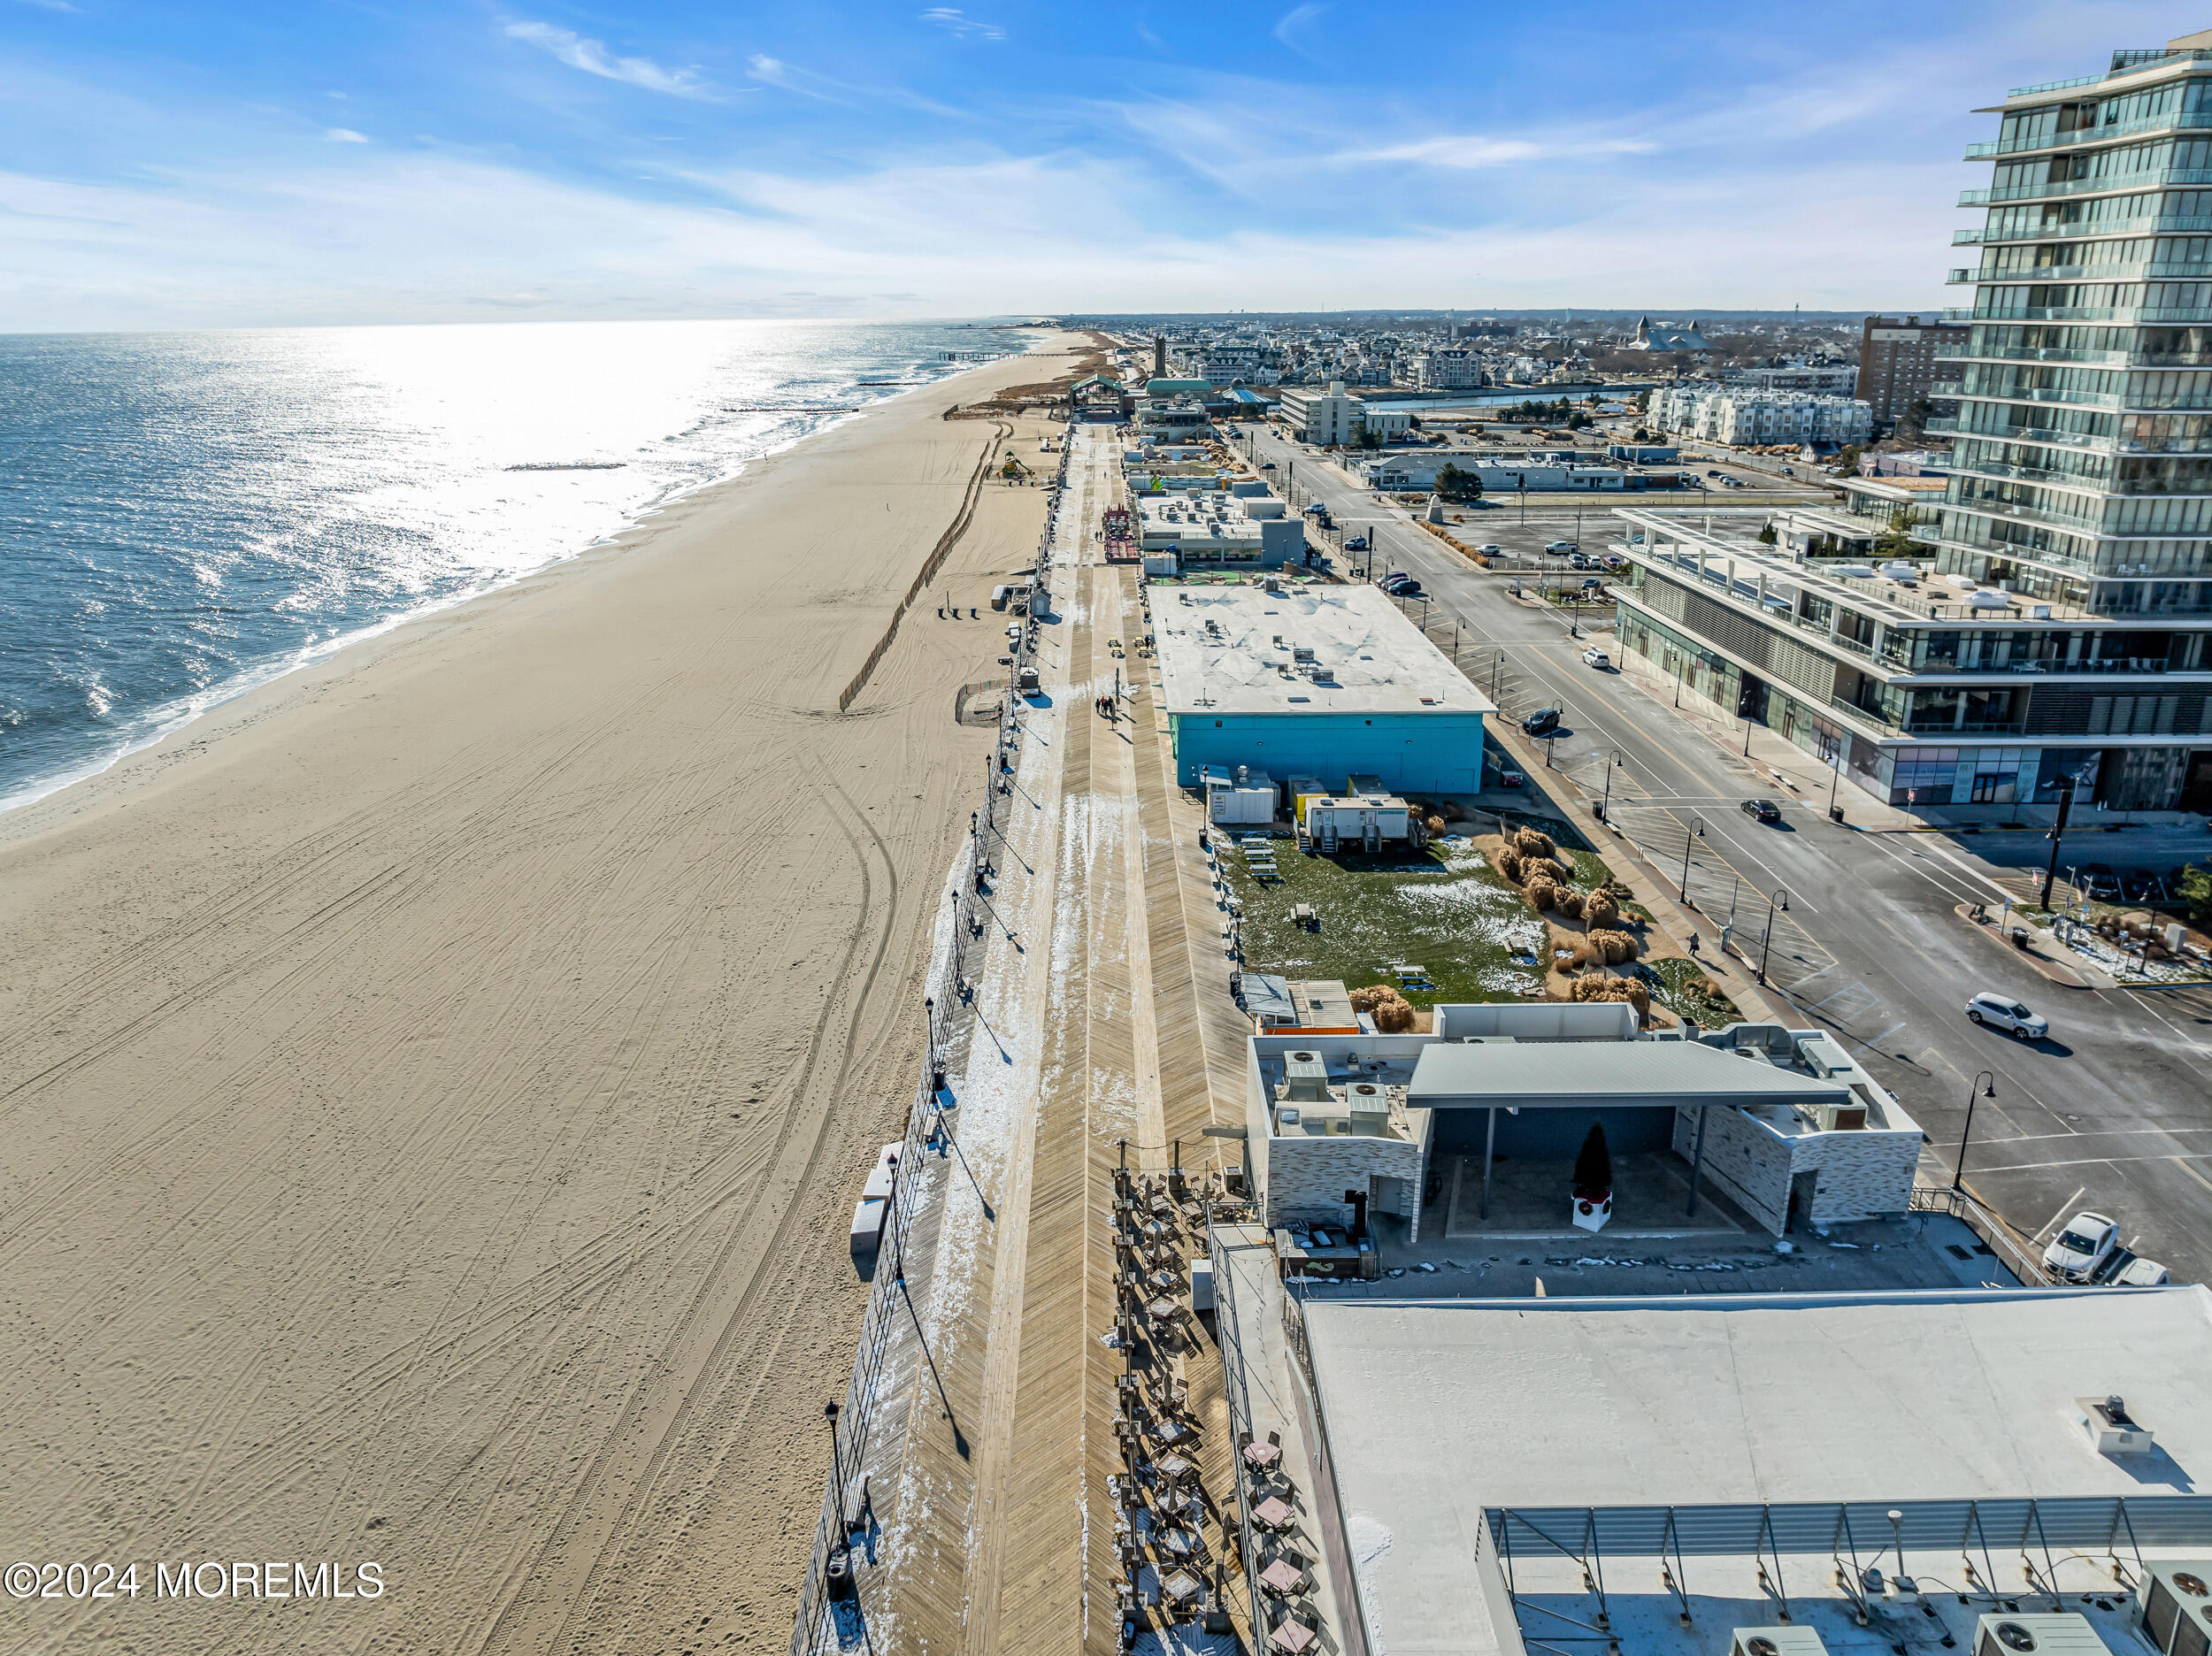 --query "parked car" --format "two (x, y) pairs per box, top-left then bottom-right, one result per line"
(2078, 863), (2122, 902)
(2111, 1256), (2172, 1286)
(2042, 1211), (2119, 1283)
(1260, 461), (1277, 469)
(2122, 868), (2165, 903)
(1543, 540), (1578, 555)
(1740, 798), (1782, 824)
(1522, 708), (1561, 736)
(1393, 580), (1423, 597)
(1581, 648), (1611, 669)
(1781, 465), (1795, 476)
(1705, 469), (1723, 478)
(1345, 534), (1368, 550)
(1580, 576), (1604, 590)
(1568, 552), (1591, 569)
(1965, 991), (2047, 1040)
(1478, 543), (1502, 556)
